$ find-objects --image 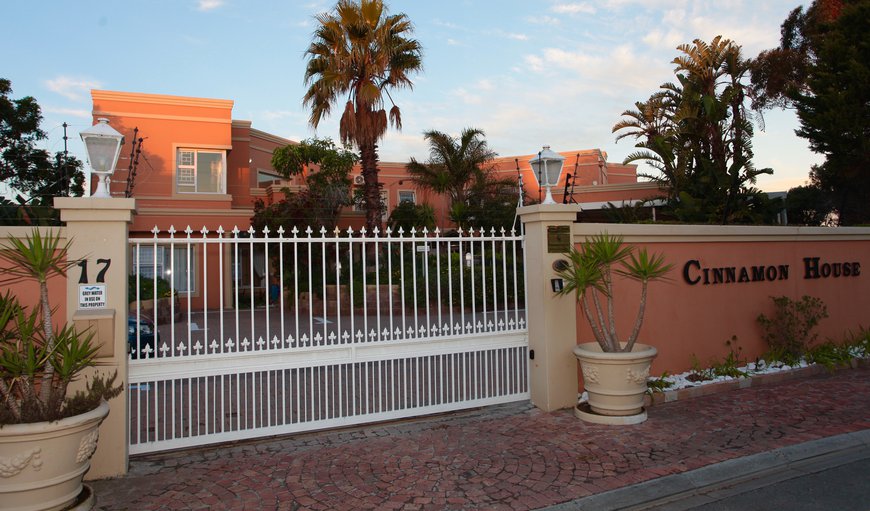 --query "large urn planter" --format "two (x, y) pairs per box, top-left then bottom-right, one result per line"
(554, 233), (673, 425)
(574, 343), (657, 421)
(0, 401), (109, 511)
